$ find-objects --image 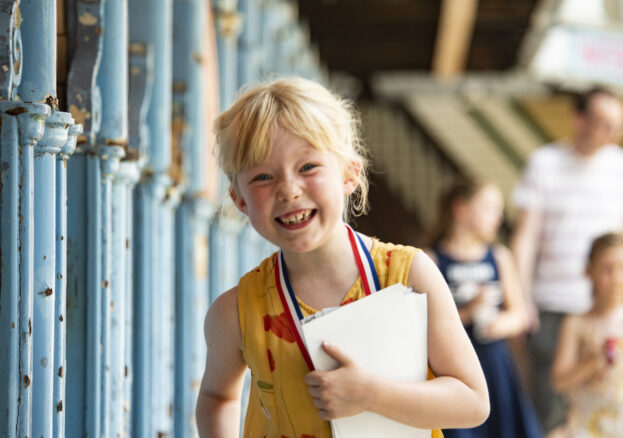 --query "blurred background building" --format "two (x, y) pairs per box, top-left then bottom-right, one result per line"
(0, 0), (621, 436)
